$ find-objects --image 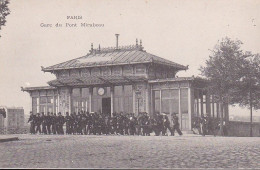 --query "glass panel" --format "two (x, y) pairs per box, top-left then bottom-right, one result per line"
(47, 97), (53, 104)
(82, 88), (89, 98)
(154, 90), (160, 99)
(72, 88), (80, 97)
(114, 86), (122, 96)
(162, 90), (171, 98)
(124, 85), (132, 96)
(161, 100), (170, 114)
(154, 99), (160, 113)
(180, 88), (188, 114)
(40, 97), (47, 104)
